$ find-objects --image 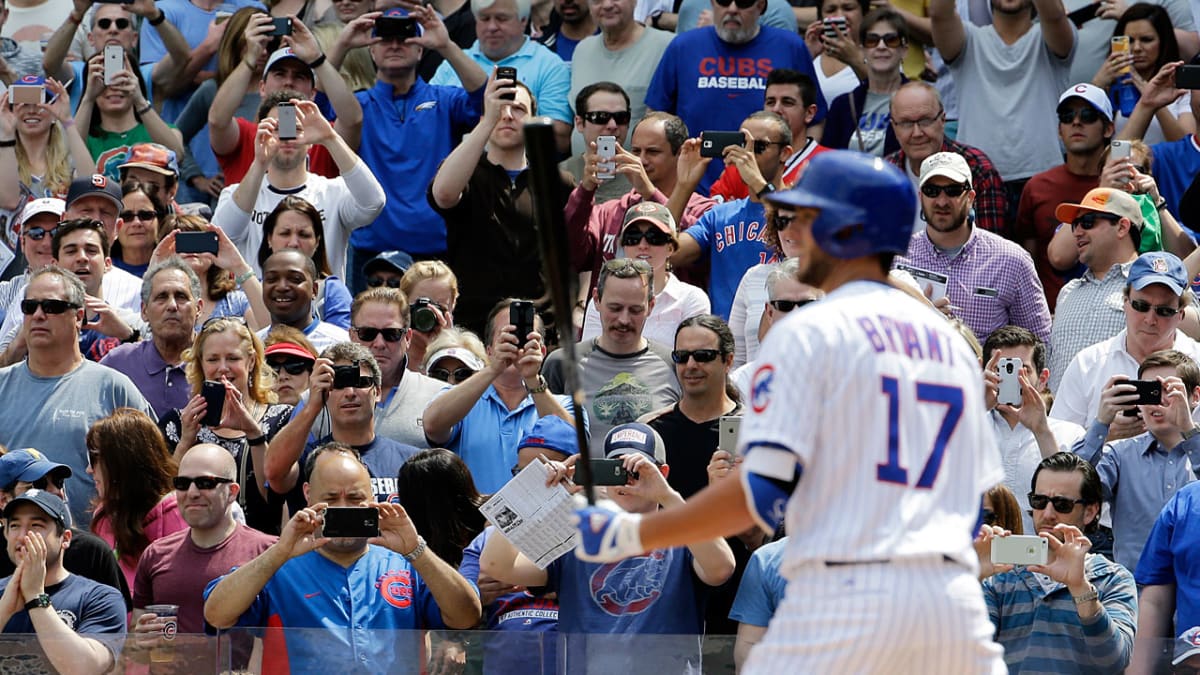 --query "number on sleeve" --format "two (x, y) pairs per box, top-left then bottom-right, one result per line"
(876, 376), (964, 489)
